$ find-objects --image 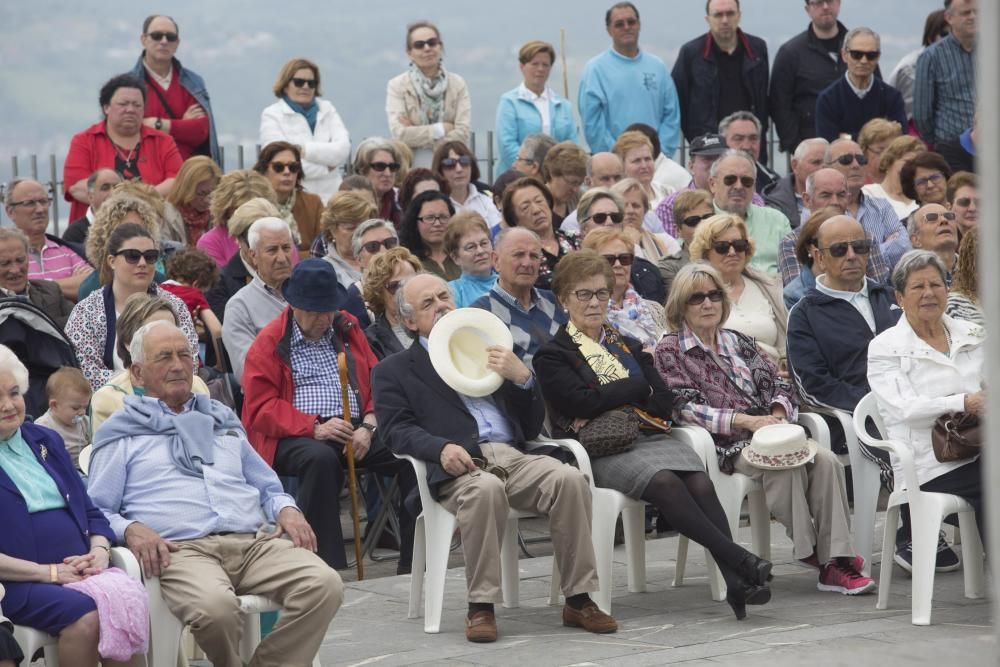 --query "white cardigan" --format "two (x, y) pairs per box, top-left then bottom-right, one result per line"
(259, 98), (350, 204)
(867, 313), (985, 489)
